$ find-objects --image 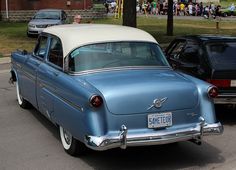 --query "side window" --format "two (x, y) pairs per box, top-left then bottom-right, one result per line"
(48, 37), (63, 68)
(34, 36), (48, 59)
(168, 41), (186, 59)
(179, 41), (200, 64)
